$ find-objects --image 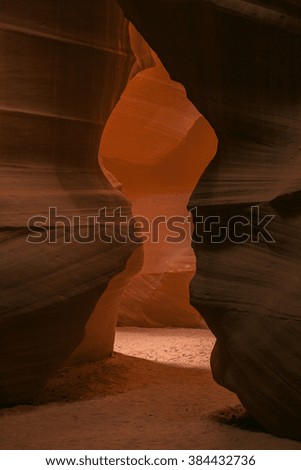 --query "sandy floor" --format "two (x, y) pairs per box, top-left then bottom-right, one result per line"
(0, 328), (300, 450)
